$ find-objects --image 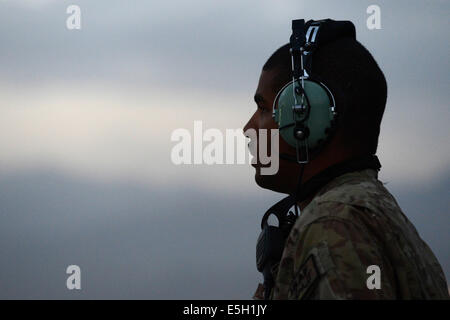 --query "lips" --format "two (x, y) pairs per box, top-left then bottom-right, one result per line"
(248, 141), (258, 167)
(248, 141), (257, 156)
